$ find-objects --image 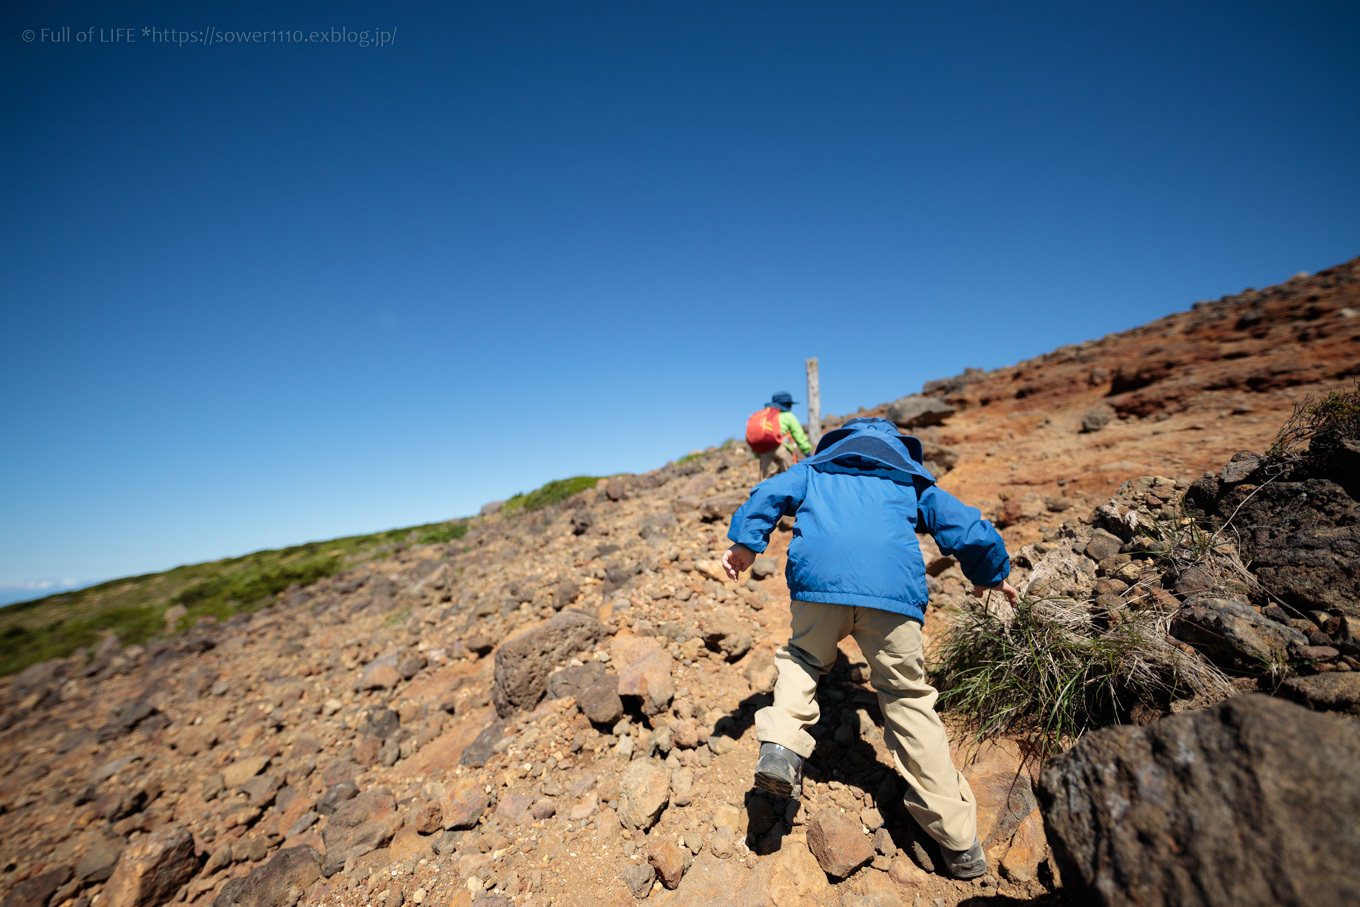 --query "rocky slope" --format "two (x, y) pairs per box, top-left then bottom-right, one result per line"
(845, 256), (1359, 549)
(1, 256), (1357, 907)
